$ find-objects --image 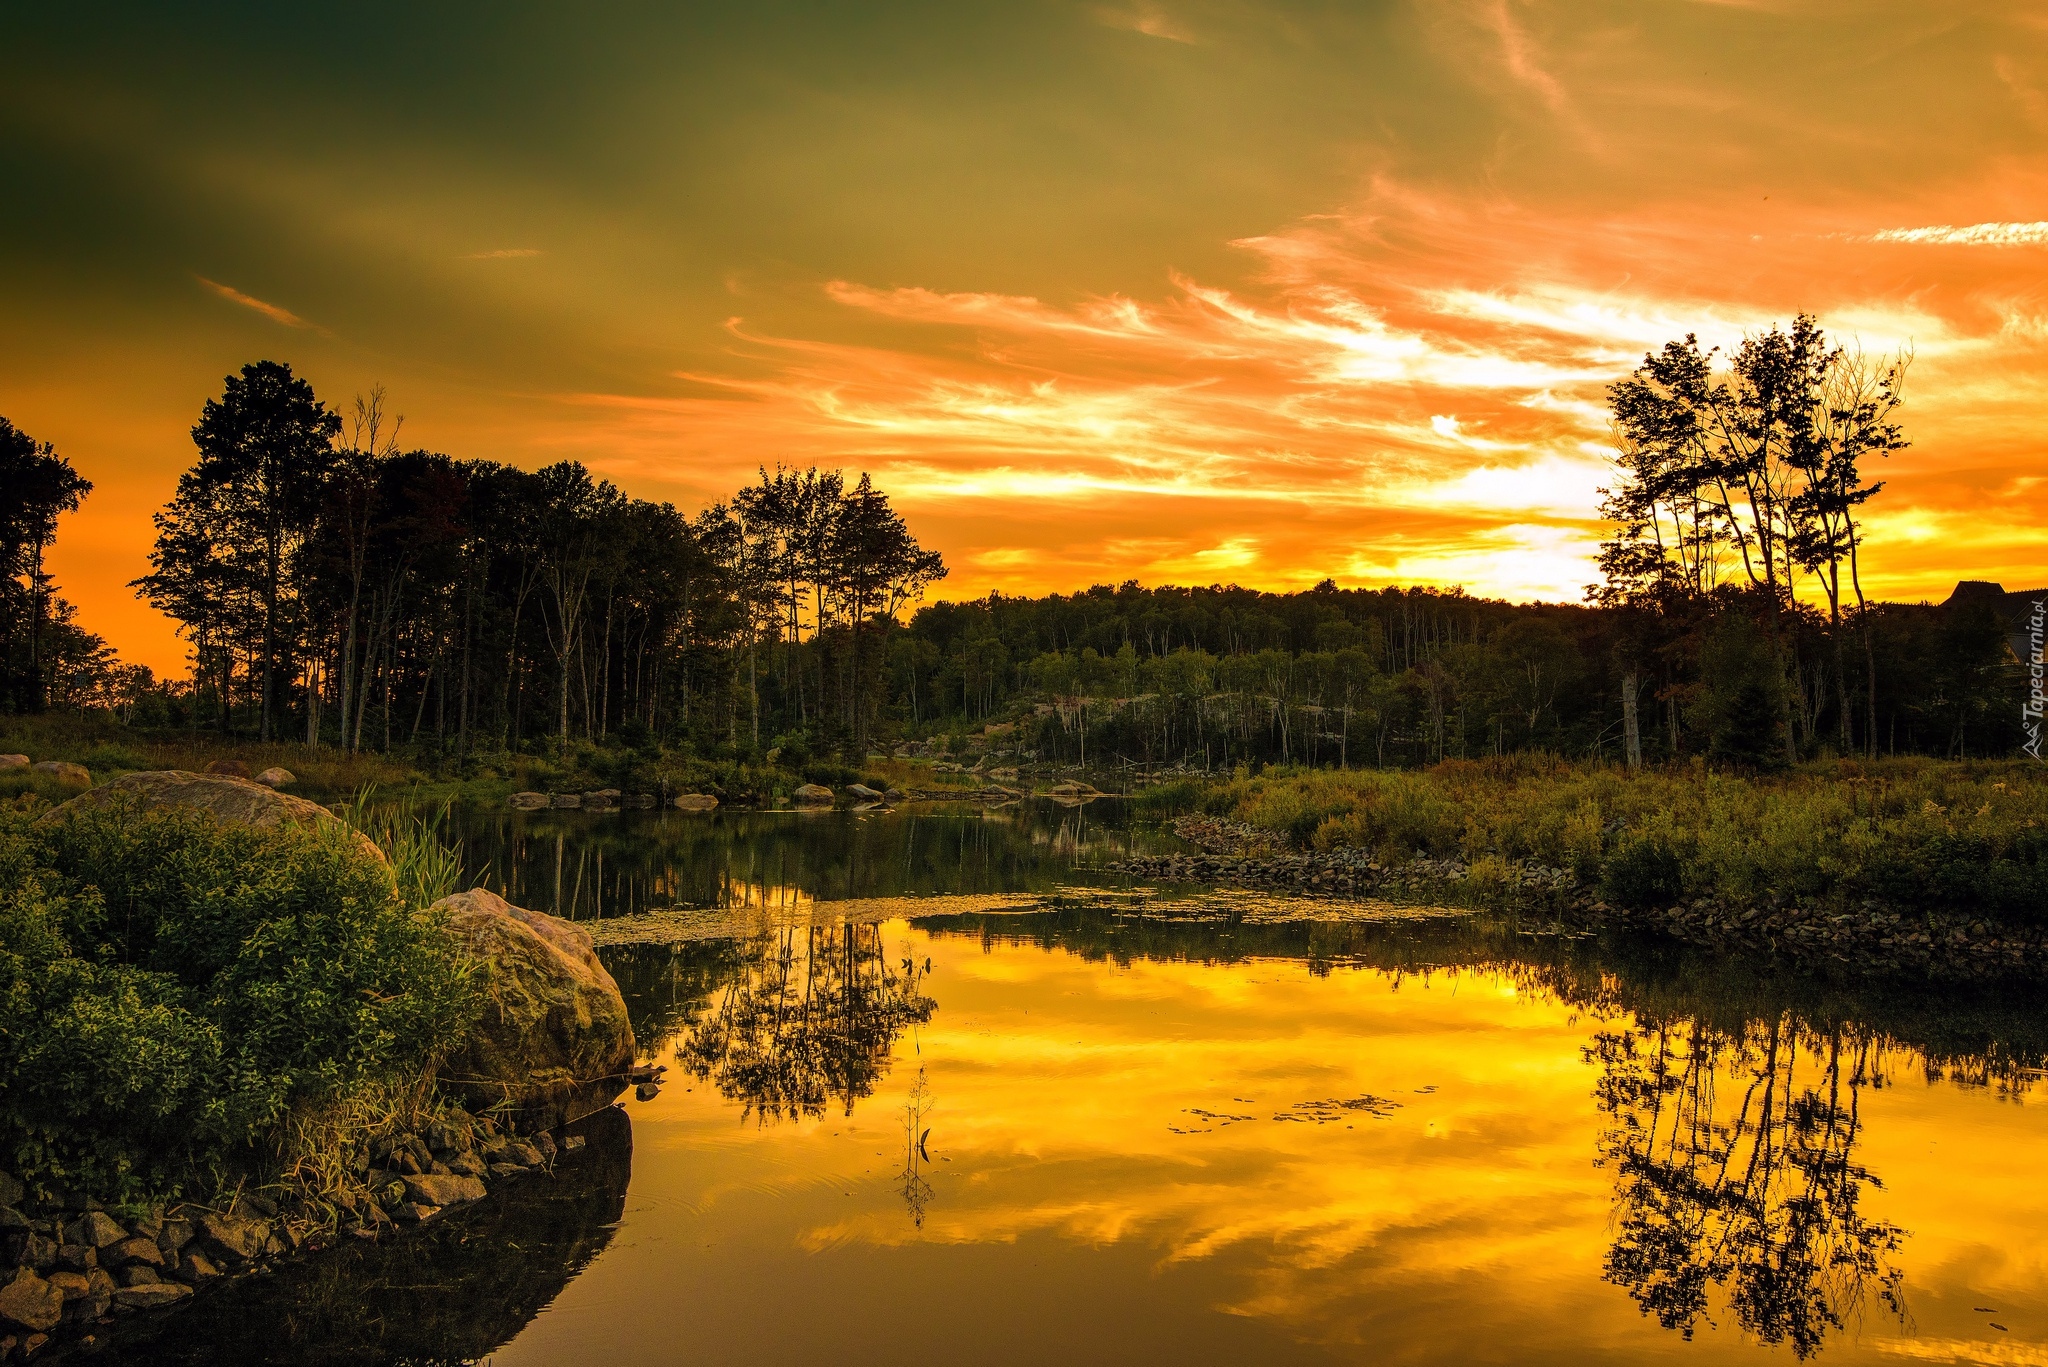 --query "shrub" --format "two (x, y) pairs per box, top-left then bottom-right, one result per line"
(0, 797), (477, 1202)
(1600, 834), (1689, 911)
